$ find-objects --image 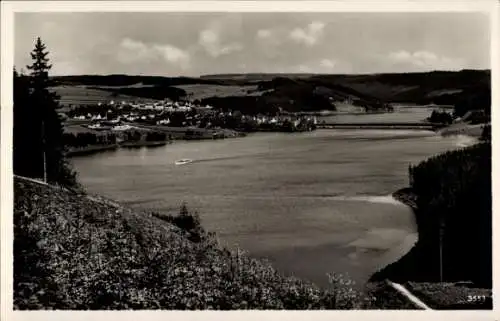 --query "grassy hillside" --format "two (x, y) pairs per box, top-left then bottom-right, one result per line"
(174, 84), (270, 101)
(51, 85), (159, 107)
(87, 85), (187, 102)
(14, 176), (375, 310)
